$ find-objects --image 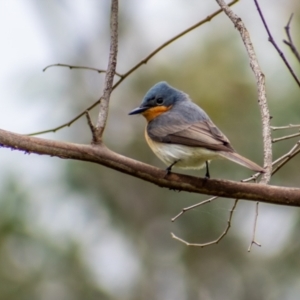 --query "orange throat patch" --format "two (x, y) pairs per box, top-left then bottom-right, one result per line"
(142, 105), (172, 122)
